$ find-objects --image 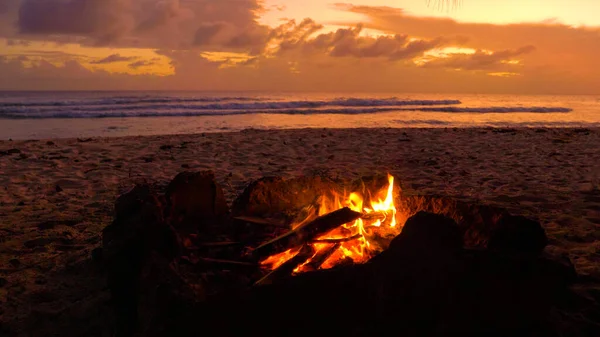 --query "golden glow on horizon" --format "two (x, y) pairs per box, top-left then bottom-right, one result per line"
(413, 46), (476, 65)
(200, 51), (255, 68)
(488, 72), (521, 77)
(0, 39), (174, 76)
